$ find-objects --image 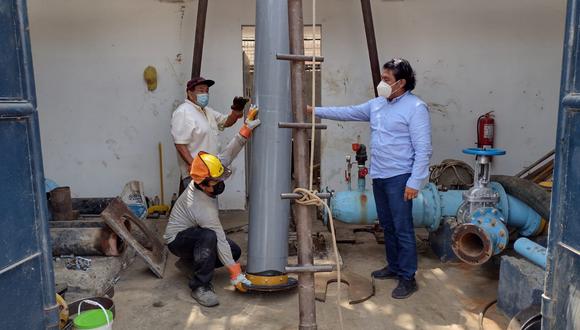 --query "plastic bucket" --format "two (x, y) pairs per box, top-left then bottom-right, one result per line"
(73, 300), (114, 330)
